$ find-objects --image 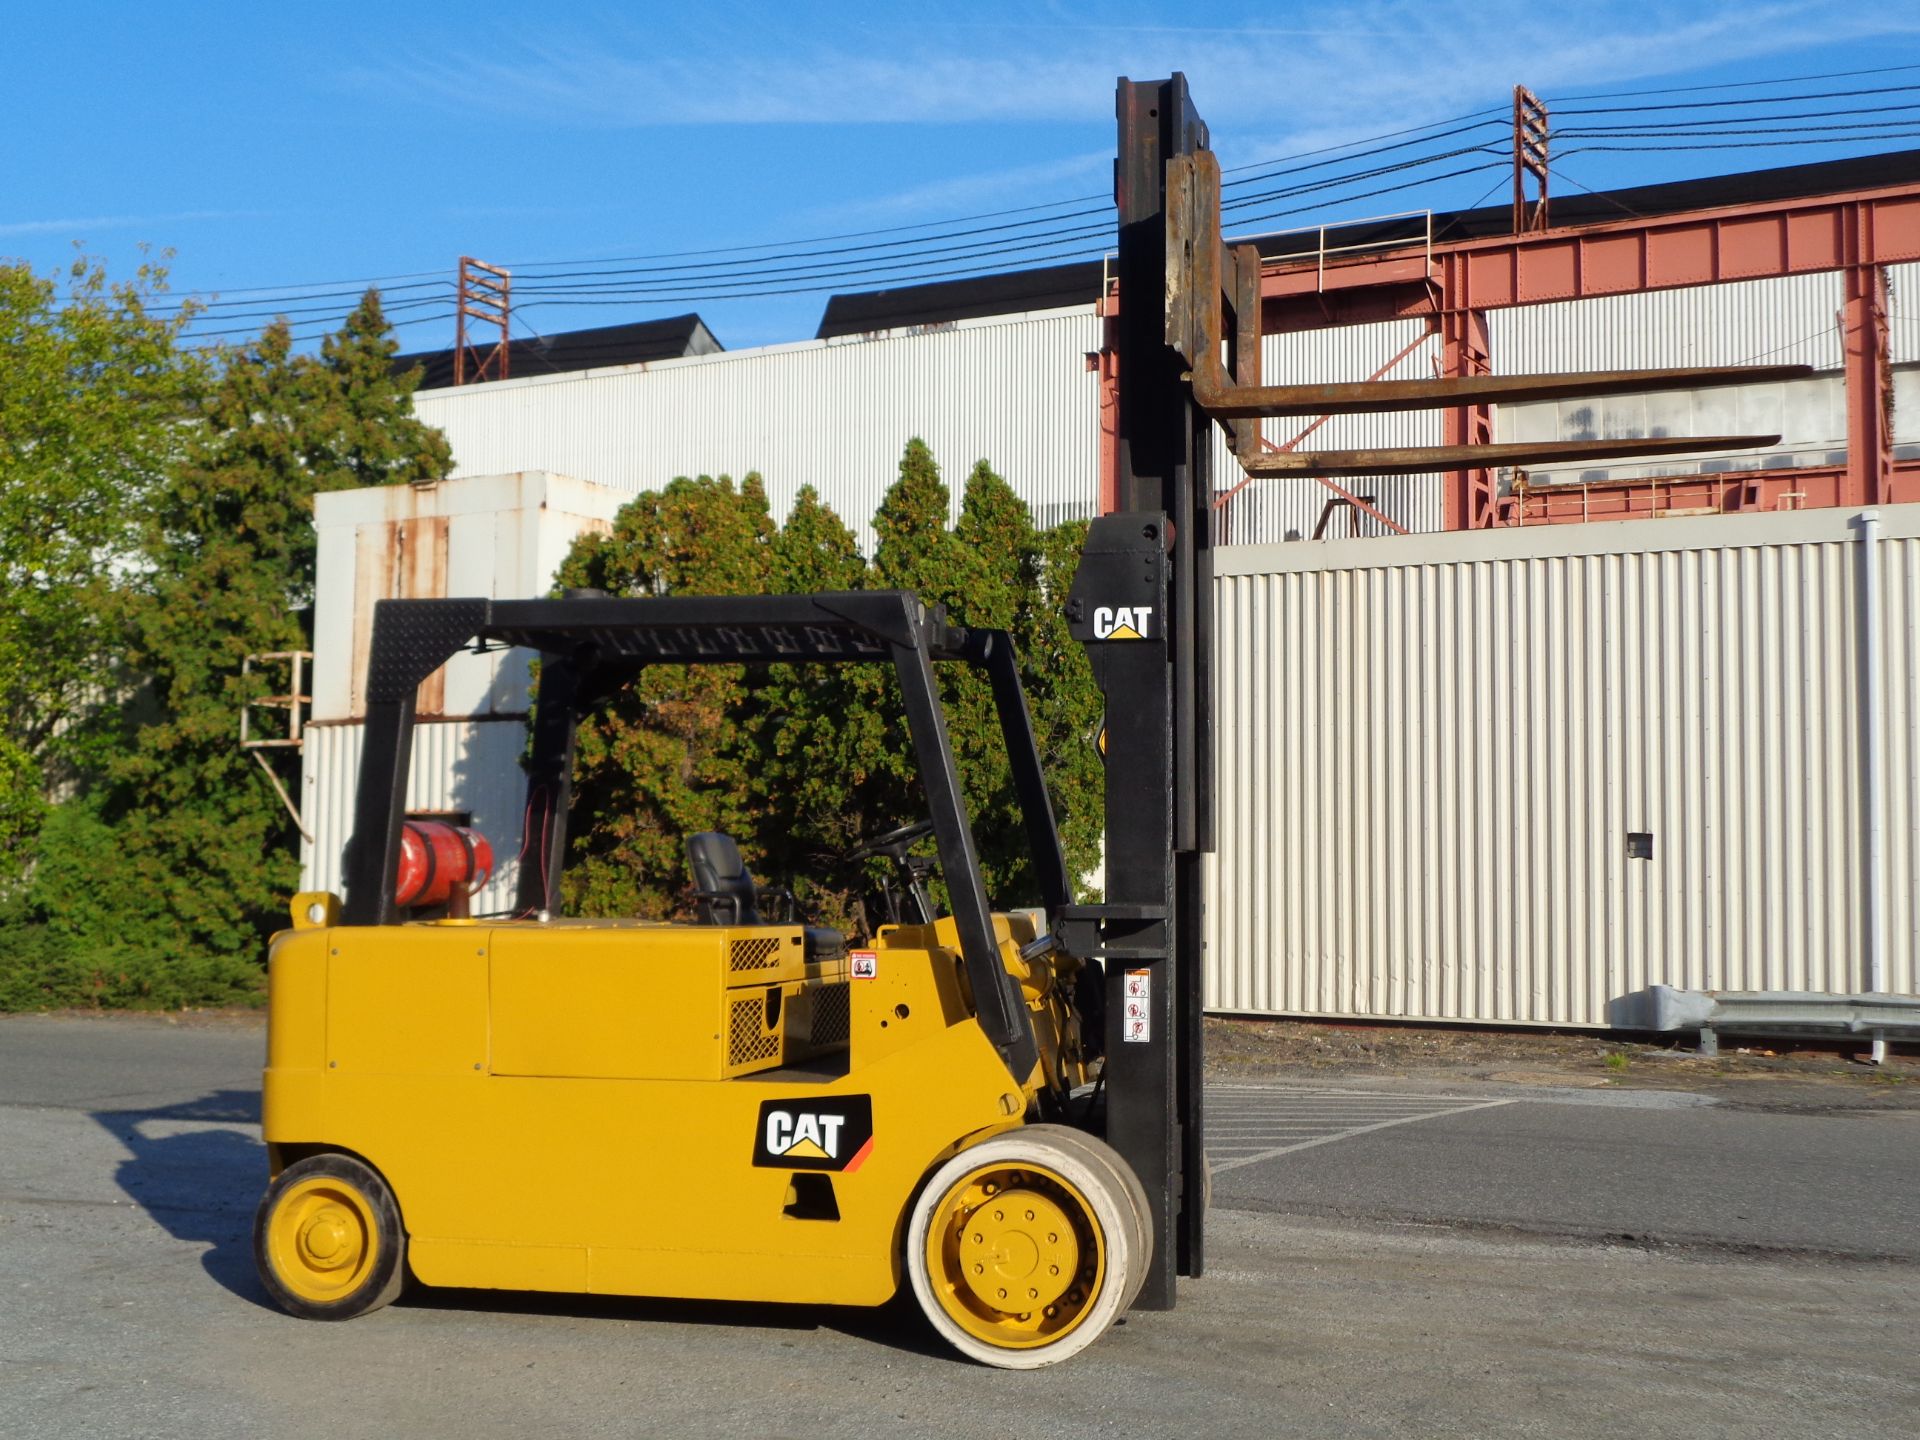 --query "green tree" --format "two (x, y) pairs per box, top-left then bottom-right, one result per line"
(0, 255), (198, 891)
(752, 486), (886, 917)
(109, 294), (448, 969)
(947, 461), (1048, 898)
(1029, 519), (1104, 893)
(554, 474), (776, 918)
(4, 290), (451, 1007)
(549, 440), (1106, 936)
